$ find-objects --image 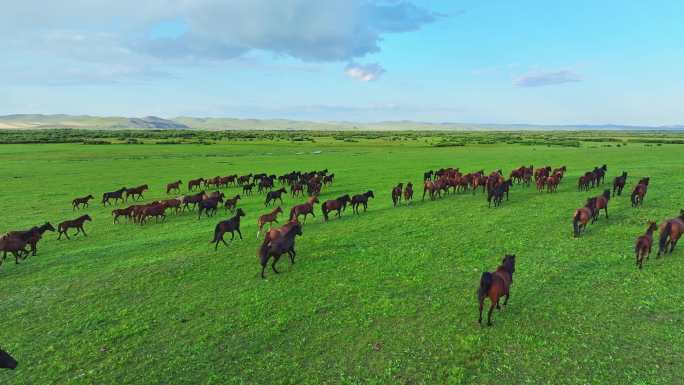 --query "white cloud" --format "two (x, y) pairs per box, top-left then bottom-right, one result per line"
(344, 62), (386, 81)
(514, 69), (582, 87)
